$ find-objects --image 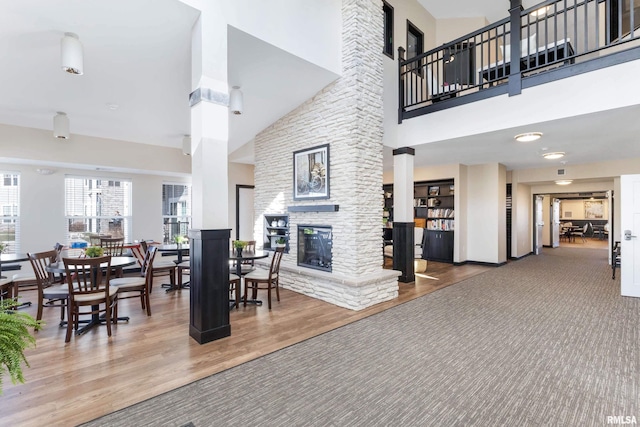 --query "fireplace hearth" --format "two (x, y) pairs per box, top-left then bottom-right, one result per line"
(297, 225), (332, 272)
